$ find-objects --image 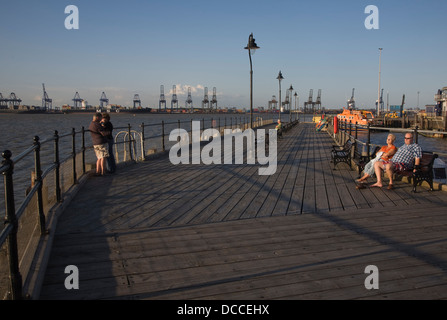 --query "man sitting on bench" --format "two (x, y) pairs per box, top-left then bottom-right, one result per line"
(276, 120), (283, 138)
(370, 132), (422, 190)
